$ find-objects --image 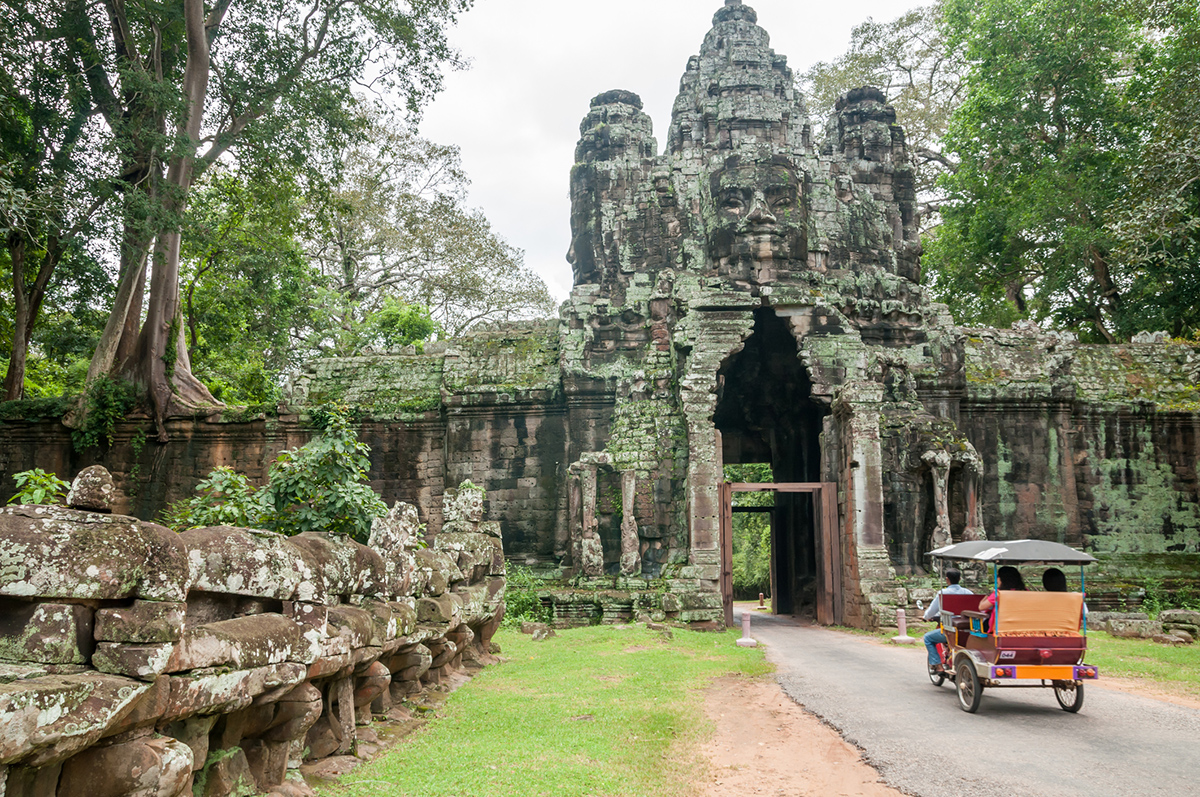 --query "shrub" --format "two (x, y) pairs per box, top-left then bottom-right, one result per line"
(162, 407), (387, 542)
(8, 468), (71, 506)
(72, 377), (138, 452)
(501, 565), (551, 628)
(159, 467), (263, 531)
